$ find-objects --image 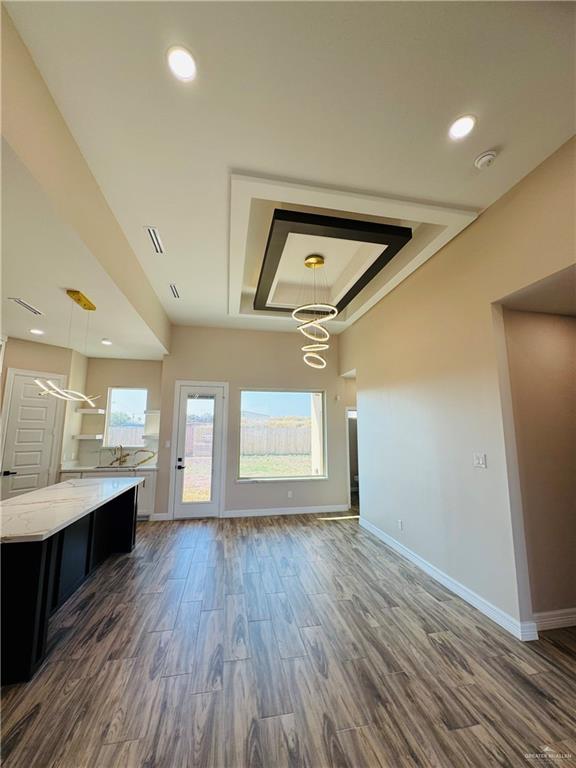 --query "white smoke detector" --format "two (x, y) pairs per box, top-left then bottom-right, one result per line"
(474, 150), (498, 170)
